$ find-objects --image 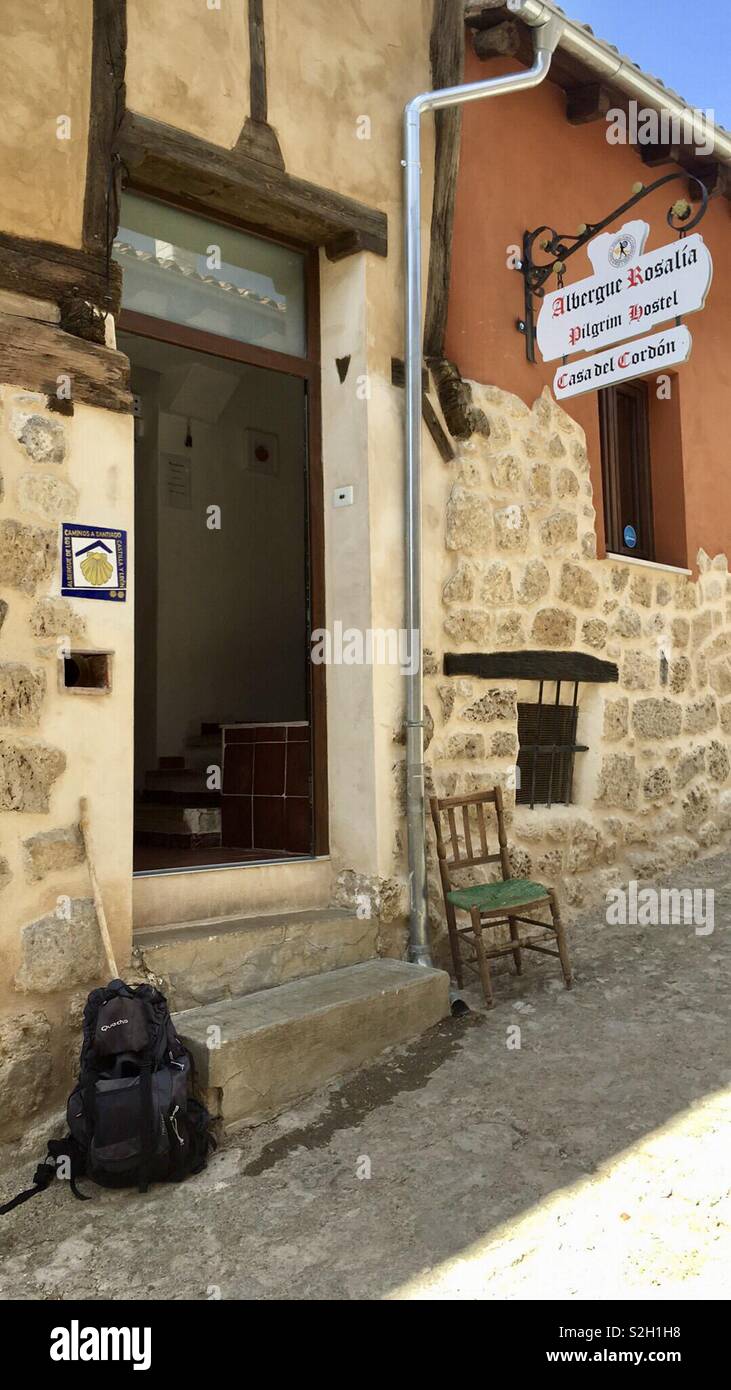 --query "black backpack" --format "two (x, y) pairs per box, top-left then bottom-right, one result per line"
(1, 979), (215, 1214)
